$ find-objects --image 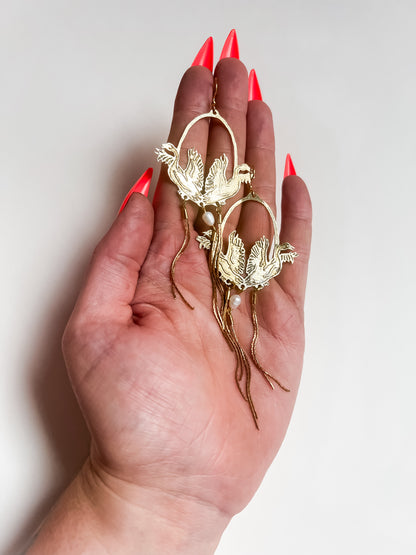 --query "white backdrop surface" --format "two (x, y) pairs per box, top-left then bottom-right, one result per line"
(1, 1), (415, 553)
